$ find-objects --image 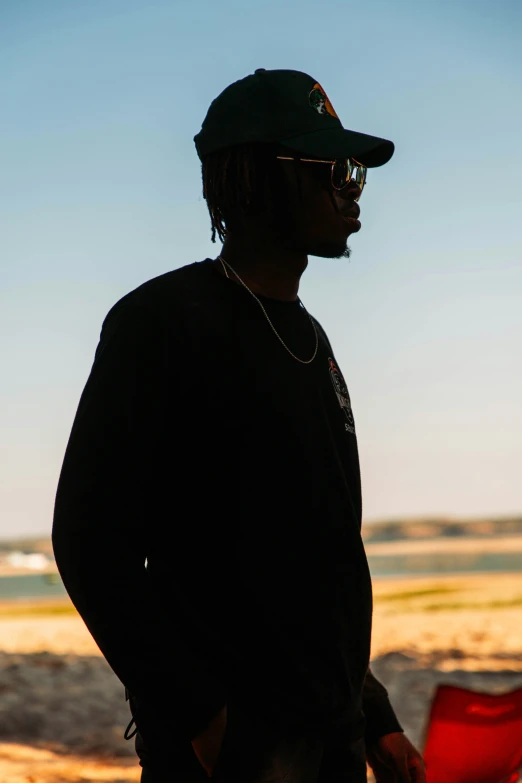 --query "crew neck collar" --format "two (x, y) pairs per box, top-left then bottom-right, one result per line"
(202, 258), (303, 308)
